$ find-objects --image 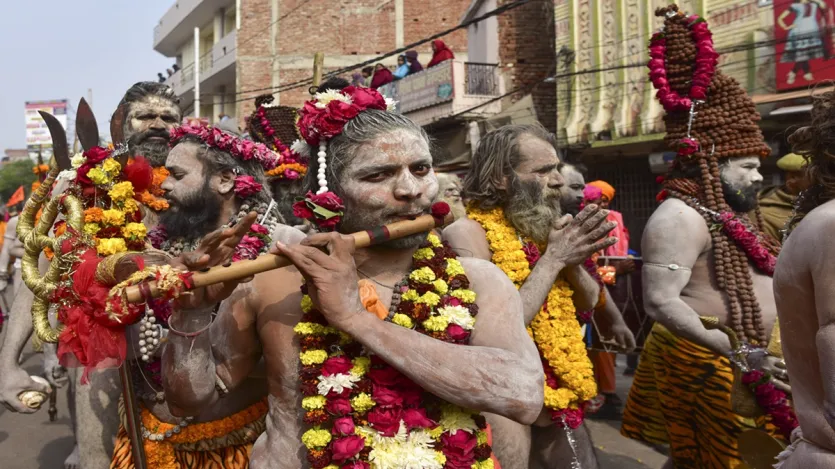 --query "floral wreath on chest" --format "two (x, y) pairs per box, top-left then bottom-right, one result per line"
(466, 205), (597, 429)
